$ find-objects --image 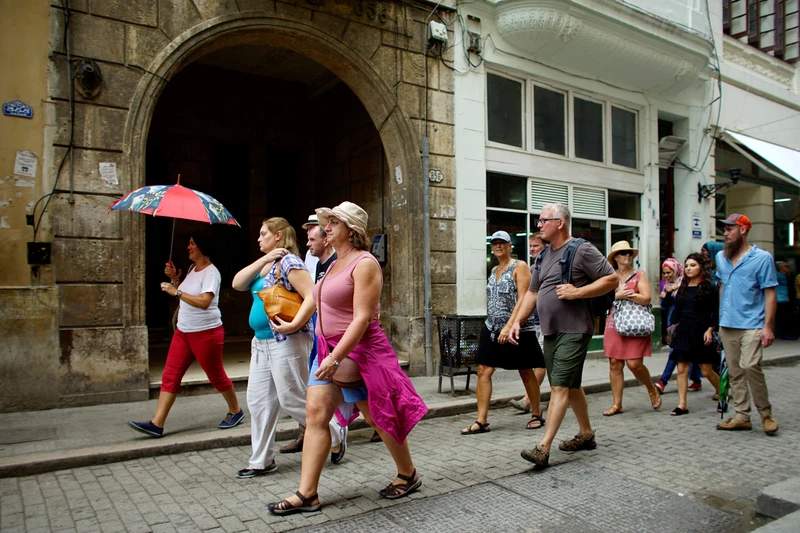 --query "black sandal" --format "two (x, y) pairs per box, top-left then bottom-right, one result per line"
(526, 414), (545, 430)
(461, 421), (490, 435)
(379, 470), (422, 500)
(670, 407), (689, 416)
(267, 491), (321, 516)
